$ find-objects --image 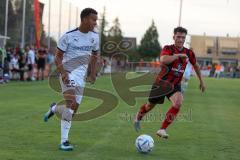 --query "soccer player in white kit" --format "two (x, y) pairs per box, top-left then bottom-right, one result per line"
(181, 61), (192, 94)
(43, 8), (99, 151)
